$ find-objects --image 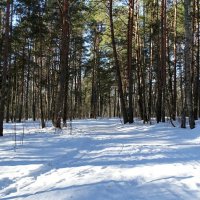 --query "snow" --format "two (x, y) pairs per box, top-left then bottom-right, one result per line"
(1, 118), (200, 200)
